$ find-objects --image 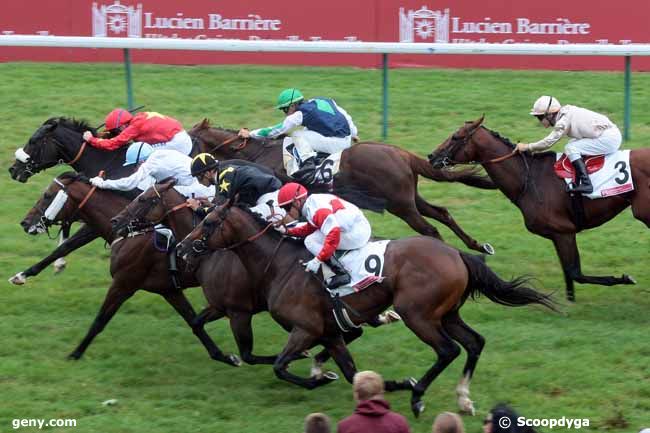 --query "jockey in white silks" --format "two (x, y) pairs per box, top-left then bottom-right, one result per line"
(516, 95), (622, 194)
(89, 143), (214, 199)
(237, 88), (358, 181)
